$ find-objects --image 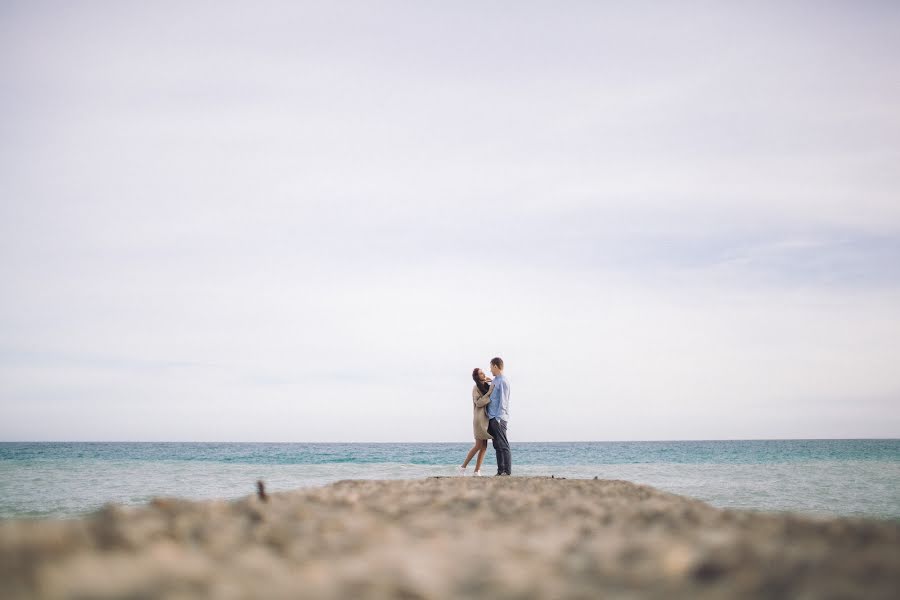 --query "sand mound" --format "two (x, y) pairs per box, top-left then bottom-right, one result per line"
(1, 477), (898, 599)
